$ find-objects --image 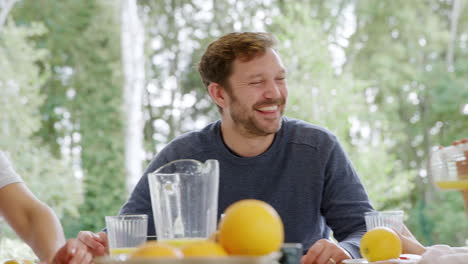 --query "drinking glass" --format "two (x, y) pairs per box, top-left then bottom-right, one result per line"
(364, 210), (404, 233)
(105, 214), (148, 255)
